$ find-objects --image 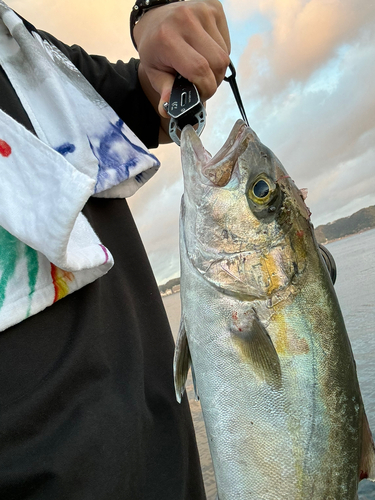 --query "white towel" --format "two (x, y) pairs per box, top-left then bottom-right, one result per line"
(0, 2), (160, 331)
